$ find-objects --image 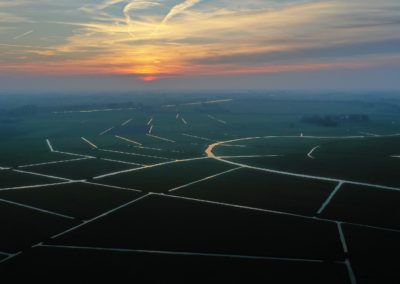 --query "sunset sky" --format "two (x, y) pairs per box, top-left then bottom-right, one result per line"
(1, 0), (400, 92)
